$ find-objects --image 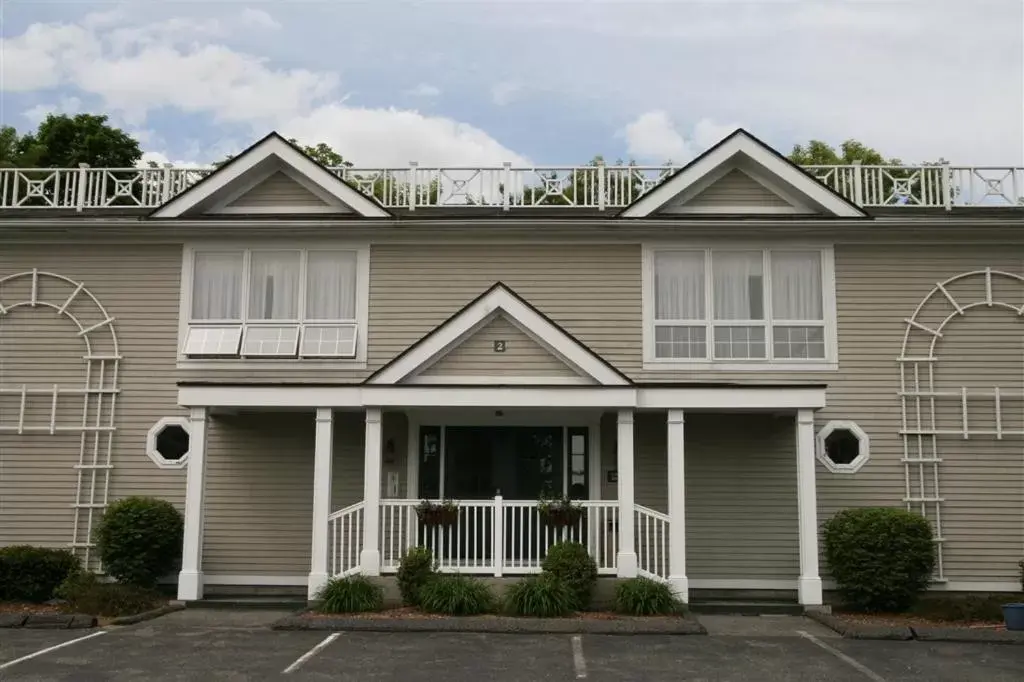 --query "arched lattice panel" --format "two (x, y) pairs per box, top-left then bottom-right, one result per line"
(0, 269), (120, 568)
(899, 268), (1024, 582)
